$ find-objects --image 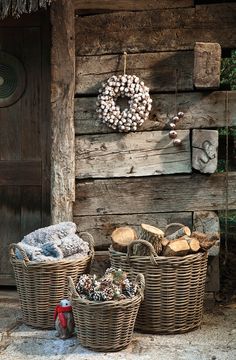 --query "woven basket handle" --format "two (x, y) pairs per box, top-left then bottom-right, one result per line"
(67, 276), (78, 299)
(127, 239), (158, 265)
(135, 273), (145, 300)
(79, 231), (95, 259)
(9, 243), (30, 263)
